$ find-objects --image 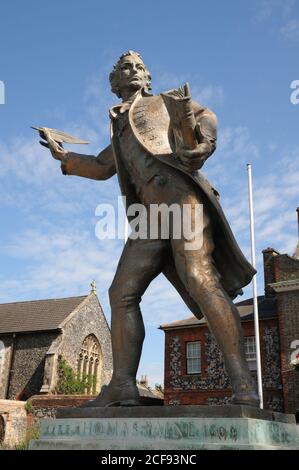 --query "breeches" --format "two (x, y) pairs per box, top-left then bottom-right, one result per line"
(109, 190), (222, 313)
